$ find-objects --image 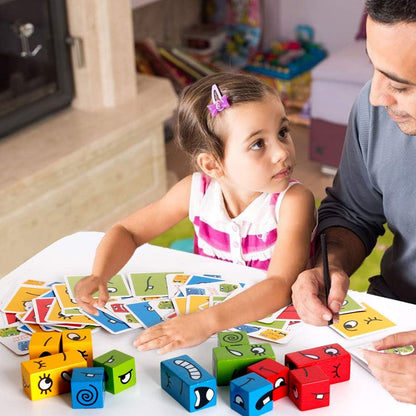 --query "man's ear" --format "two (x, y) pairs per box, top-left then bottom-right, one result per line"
(196, 152), (223, 178)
